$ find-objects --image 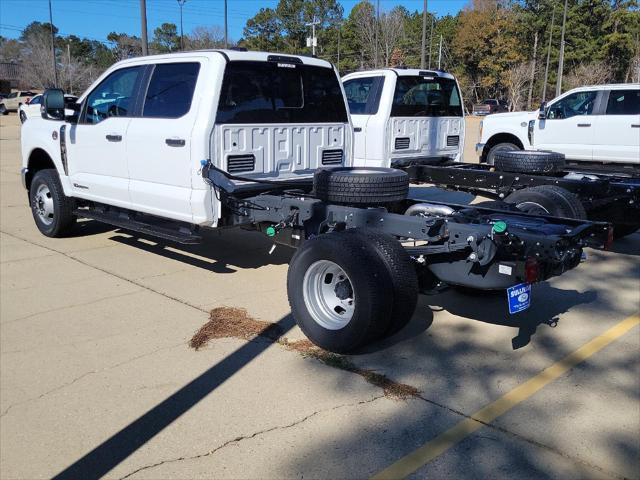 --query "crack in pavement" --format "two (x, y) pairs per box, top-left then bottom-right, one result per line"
(117, 394), (387, 479)
(415, 394), (626, 480)
(1, 290), (143, 326)
(1, 231), (210, 315)
(0, 342), (185, 418)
